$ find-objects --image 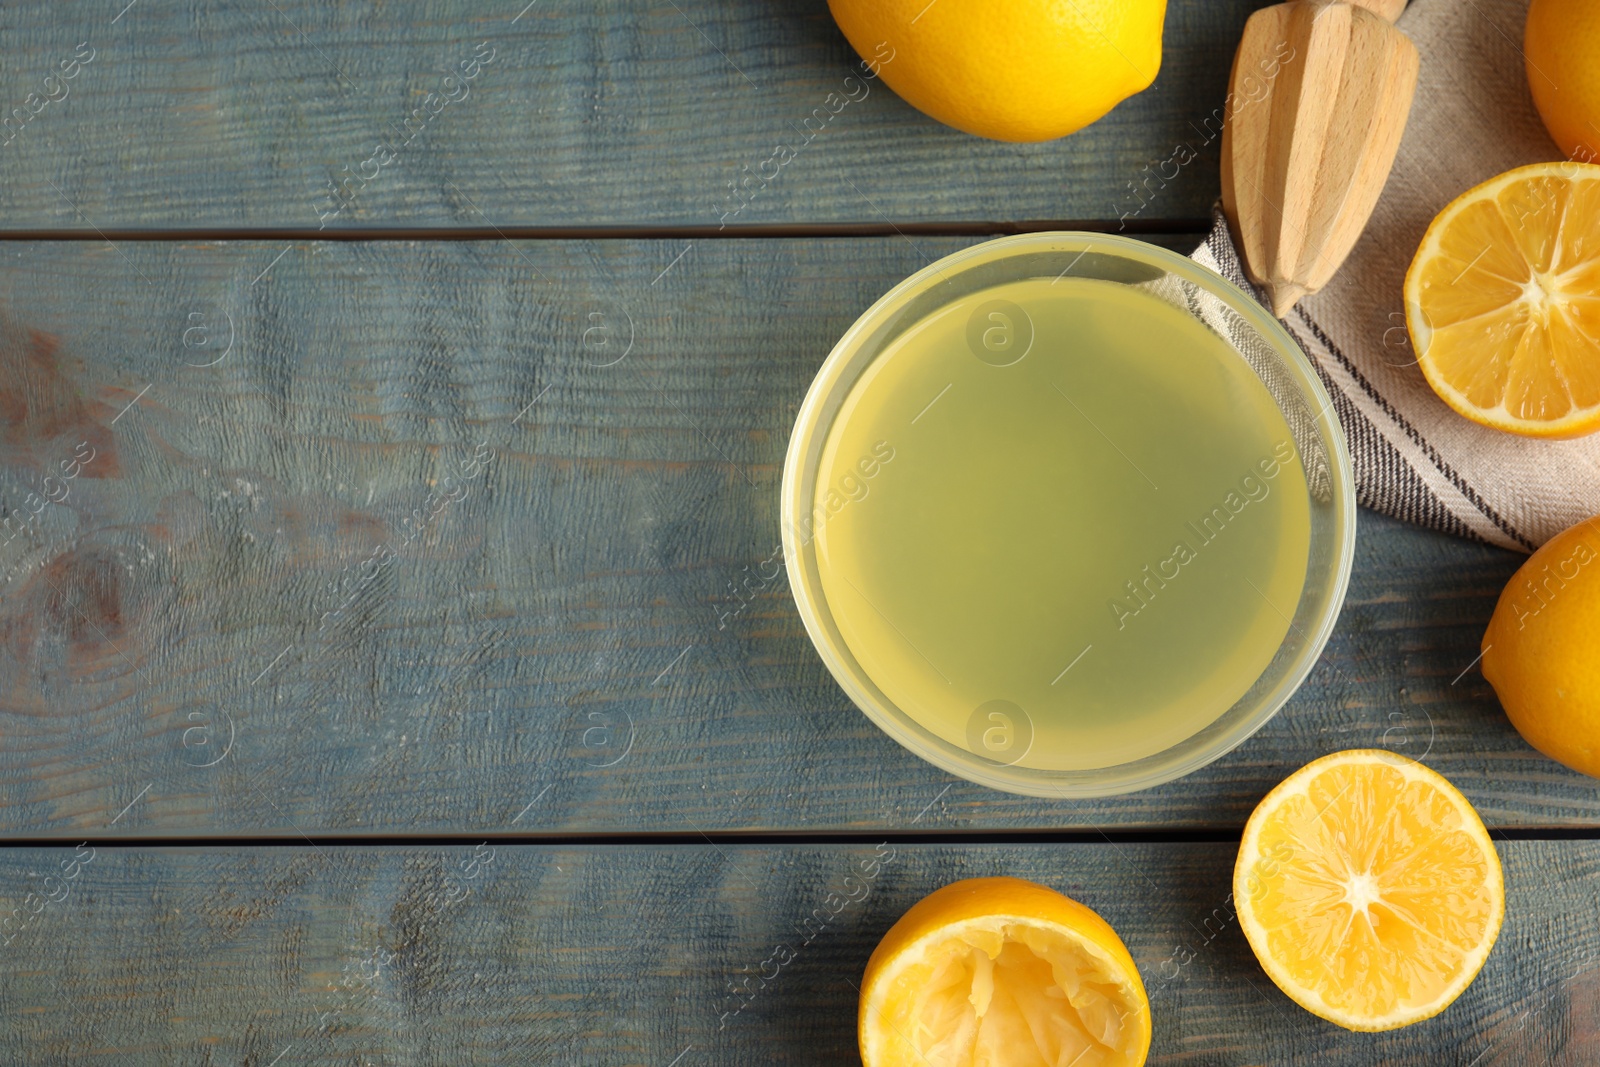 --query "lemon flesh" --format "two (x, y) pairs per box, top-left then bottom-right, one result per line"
(1235, 750), (1504, 1032)
(870, 918), (1142, 1066)
(859, 878), (1149, 1067)
(1406, 162), (1600, 437)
